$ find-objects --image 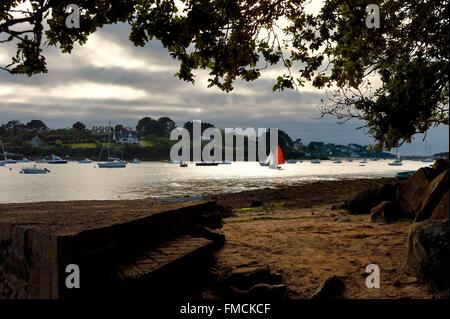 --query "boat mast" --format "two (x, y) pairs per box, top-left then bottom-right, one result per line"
(0, 139), (6, 160)
(107, 121), (111, 160)
(120, 129), (124, 160)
